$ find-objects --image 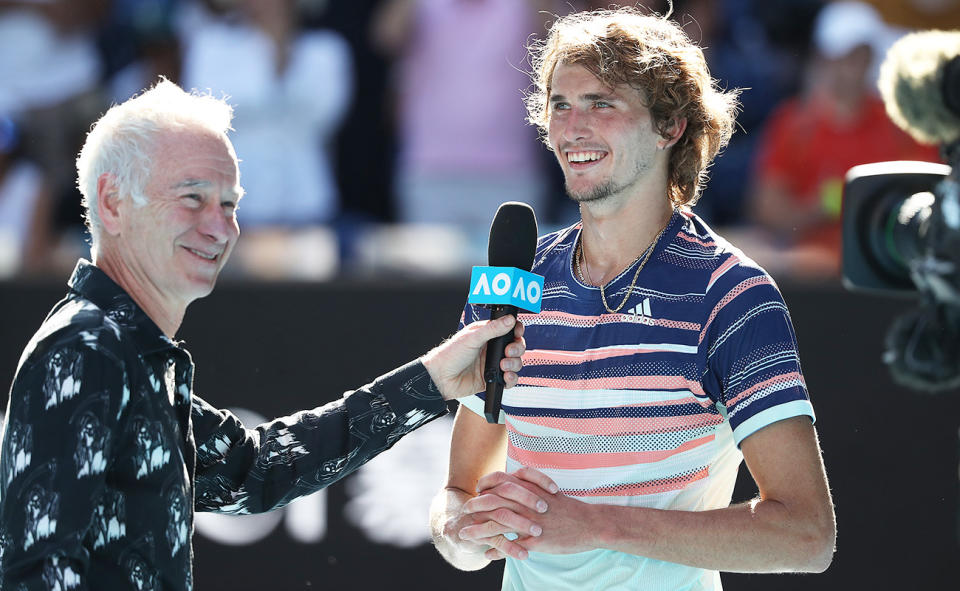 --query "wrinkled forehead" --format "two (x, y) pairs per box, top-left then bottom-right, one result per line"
(150, 126), (236, 163)
(147, 127), (242, 192)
